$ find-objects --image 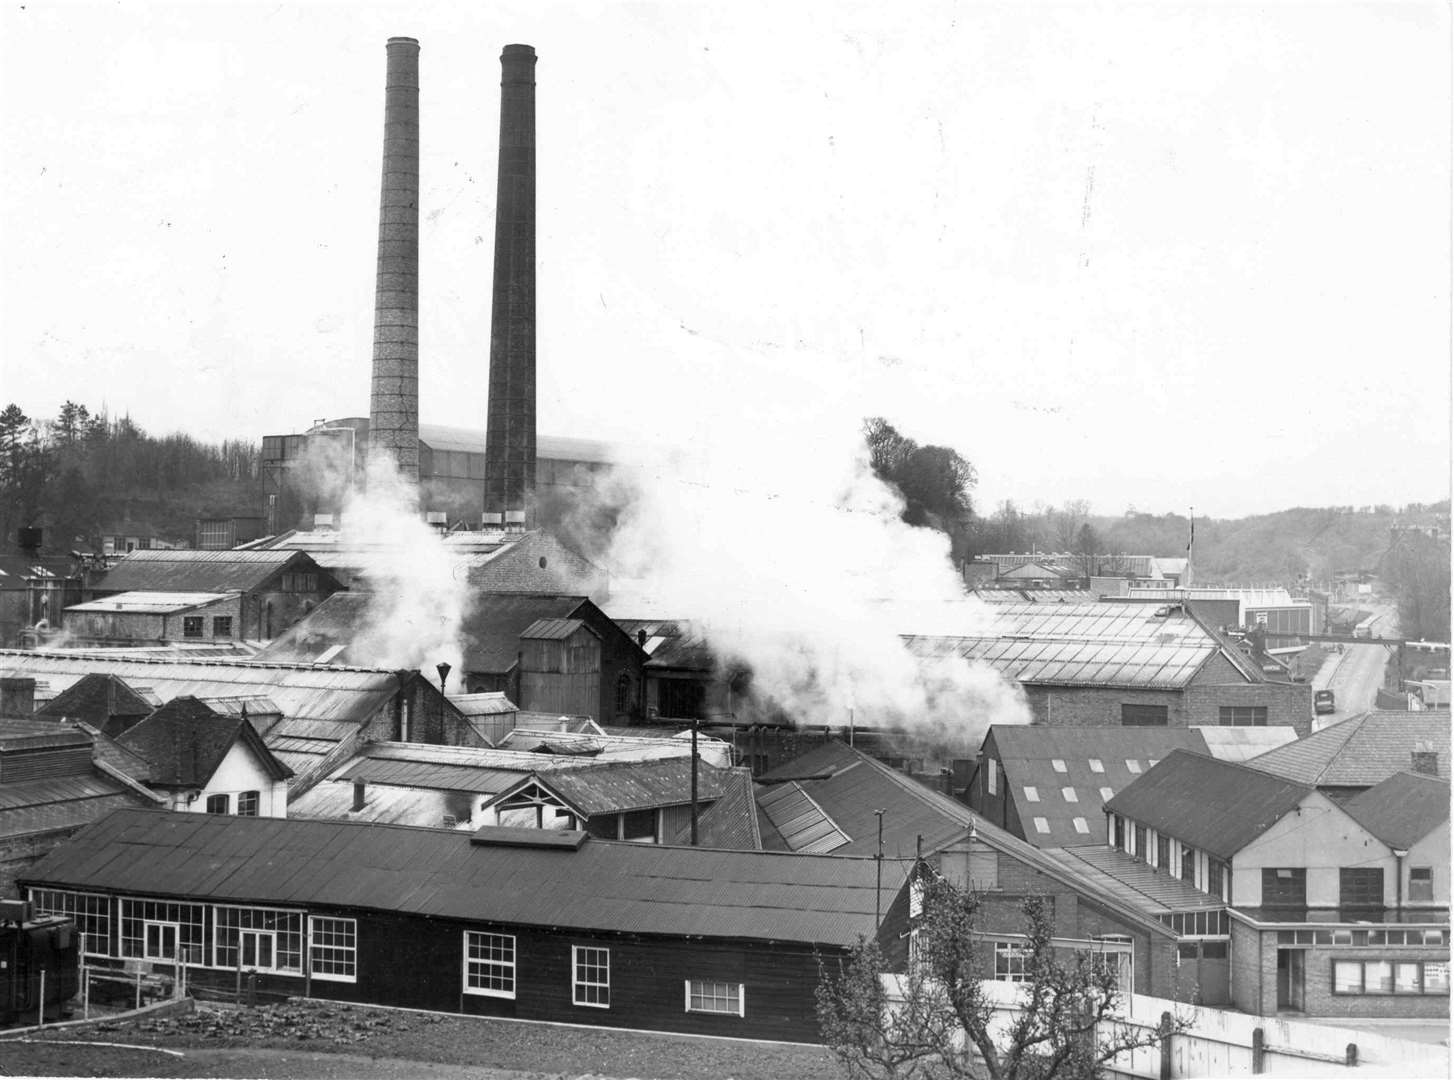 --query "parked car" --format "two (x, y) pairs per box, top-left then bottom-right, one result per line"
(1313, 689), (1336, 714)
